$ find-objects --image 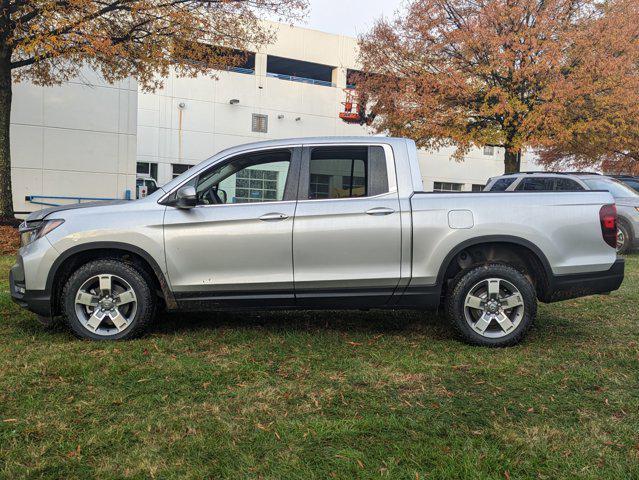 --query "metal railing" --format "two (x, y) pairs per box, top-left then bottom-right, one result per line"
(228, 66), (255, 75)
(266, 72), (336, 87)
